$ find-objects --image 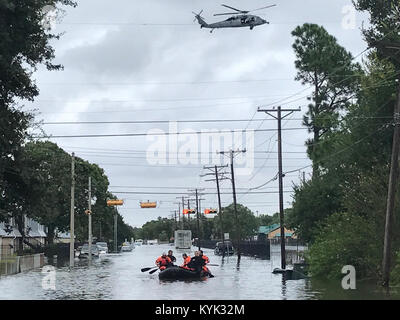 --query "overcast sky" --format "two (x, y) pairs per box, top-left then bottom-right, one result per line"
(27, 0), (370, 228)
